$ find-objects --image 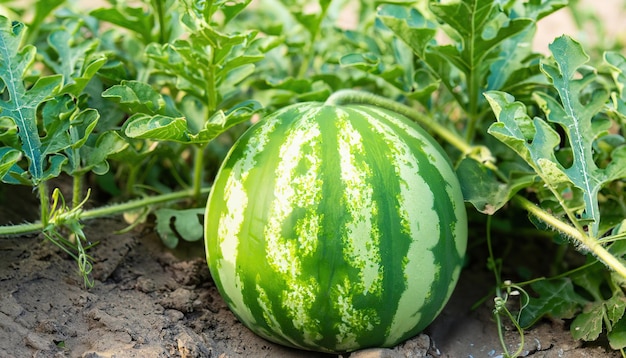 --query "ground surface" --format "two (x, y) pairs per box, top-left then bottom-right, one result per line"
(0, 185), (621, 358)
